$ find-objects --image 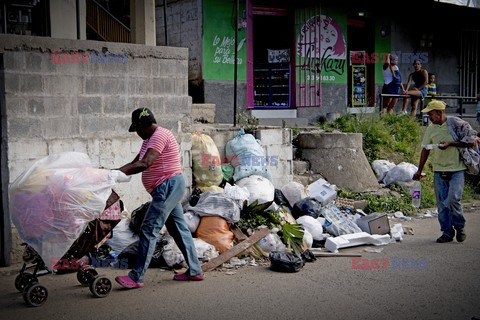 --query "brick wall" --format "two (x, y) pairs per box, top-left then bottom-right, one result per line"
(0, 34), (192, 263)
